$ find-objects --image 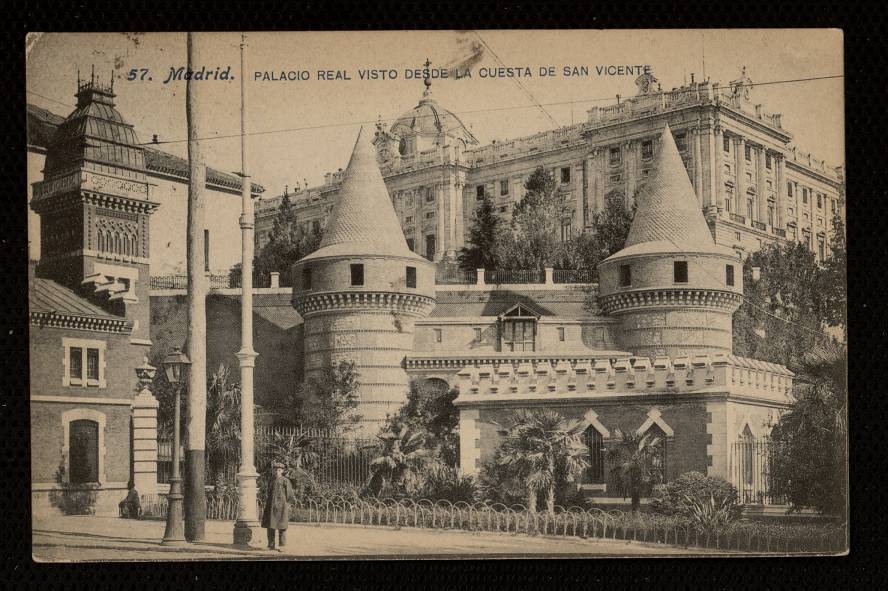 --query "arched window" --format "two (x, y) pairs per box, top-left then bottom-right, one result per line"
(97, 230), (105, 252)
(585, 426), (605, 483)
(122, 232), (130, 256)
(68, 419), (99, 484)
(131, 235), (138, 257)
(740, 425), (755, 489)
(114, 232), (121, 254)
(645, 423), (668, 479)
